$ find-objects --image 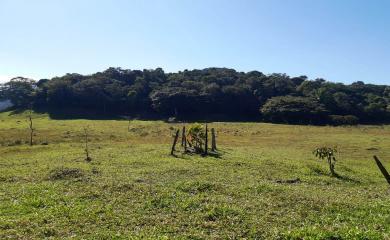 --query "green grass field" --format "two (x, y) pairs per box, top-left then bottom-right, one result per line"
(0, 111), (389, 239)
